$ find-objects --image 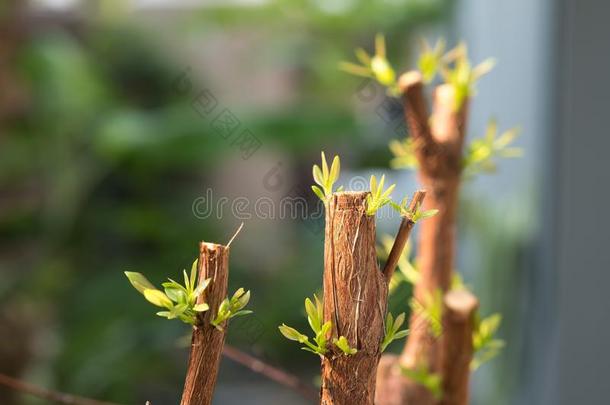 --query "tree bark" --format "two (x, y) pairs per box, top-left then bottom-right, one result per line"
(180, 242), (229, 405)
(320, 192), (388, 405)
(376, 72), (469, 405)
(439, 290), (478, 405)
